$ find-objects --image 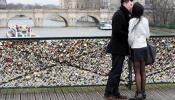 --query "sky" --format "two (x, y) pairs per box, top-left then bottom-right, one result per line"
(7, 0), (59, 5)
